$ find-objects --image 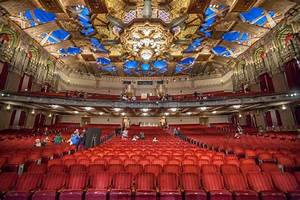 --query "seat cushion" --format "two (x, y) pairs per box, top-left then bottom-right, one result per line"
(109, 189), (132, 200)
(59, 189), (83, 200)
(4, 191), (32, 200)
(85, 189), (107, 200)
(159, 191), (181, 200)
(135, 190), (157, 200)
(185, 189), (207, 200)
(234, 190), (259, 200)
(260, 191), (286, 200)
(209, 190), (232, 200)
(32, 190), (57, 200)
